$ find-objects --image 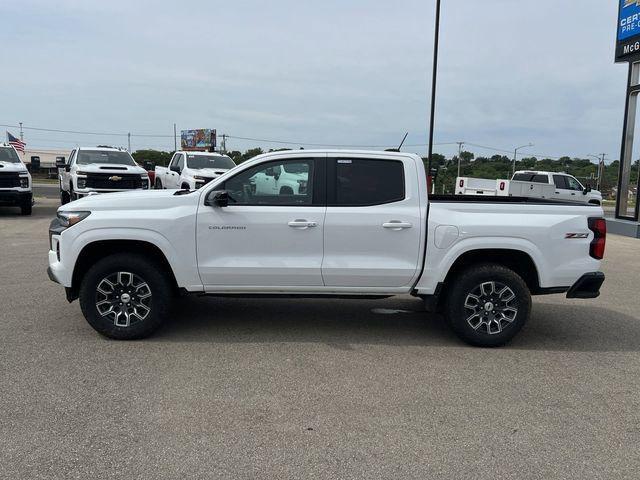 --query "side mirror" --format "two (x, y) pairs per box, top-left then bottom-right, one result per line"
(56, 158), (67, 168)
(264, 167), (275, 177)
(143, 161), (154, 171)
(205, 190), (229, 207)
(584, 185), (592, 194)
(170, 165), (181, 174)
